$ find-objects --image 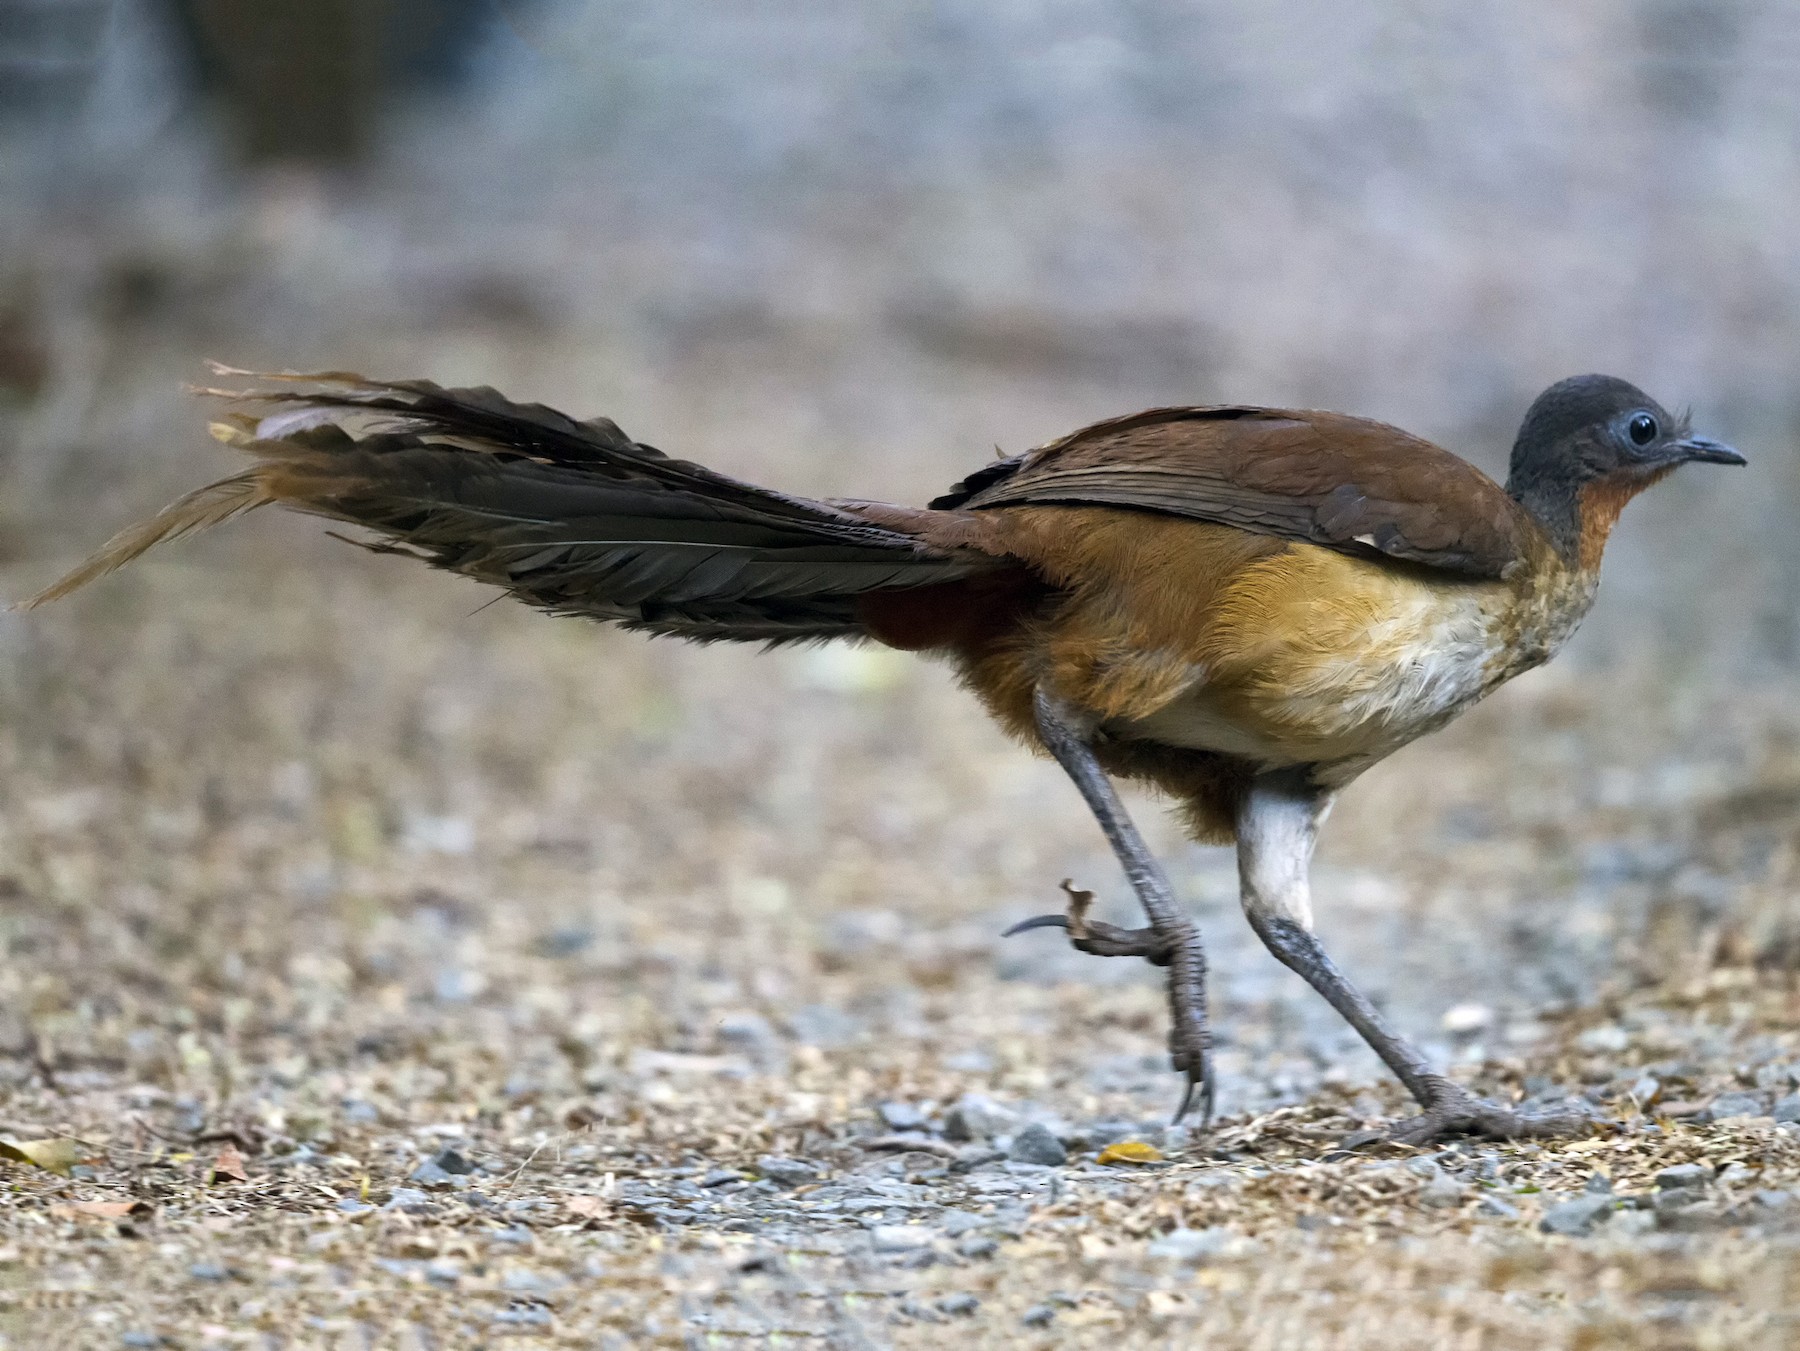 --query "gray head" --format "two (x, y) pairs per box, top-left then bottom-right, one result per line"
(1505, 374), (1743, 554)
